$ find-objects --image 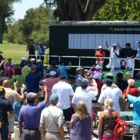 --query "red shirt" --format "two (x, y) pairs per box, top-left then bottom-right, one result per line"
(95, 51), (105, 61)
(123, 86), (139, 97)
